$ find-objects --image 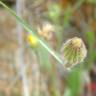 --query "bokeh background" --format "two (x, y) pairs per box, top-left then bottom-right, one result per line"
(0, 0), (96, 96)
